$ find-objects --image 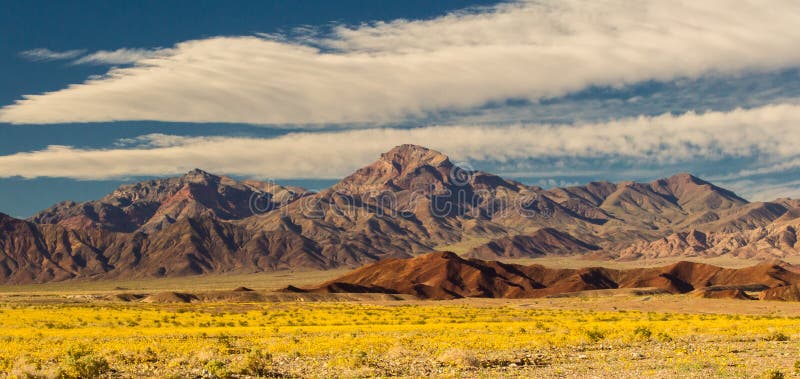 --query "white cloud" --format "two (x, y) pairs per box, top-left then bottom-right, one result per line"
(720, 179), (800, 202)
(21, 47), (163, 66)
(20, 48), (86, 61)
(713, 158), (800, 181)
(0, 104), (798, 180)
(72, 48), (164, 65)
(2, 0), (800, 125)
